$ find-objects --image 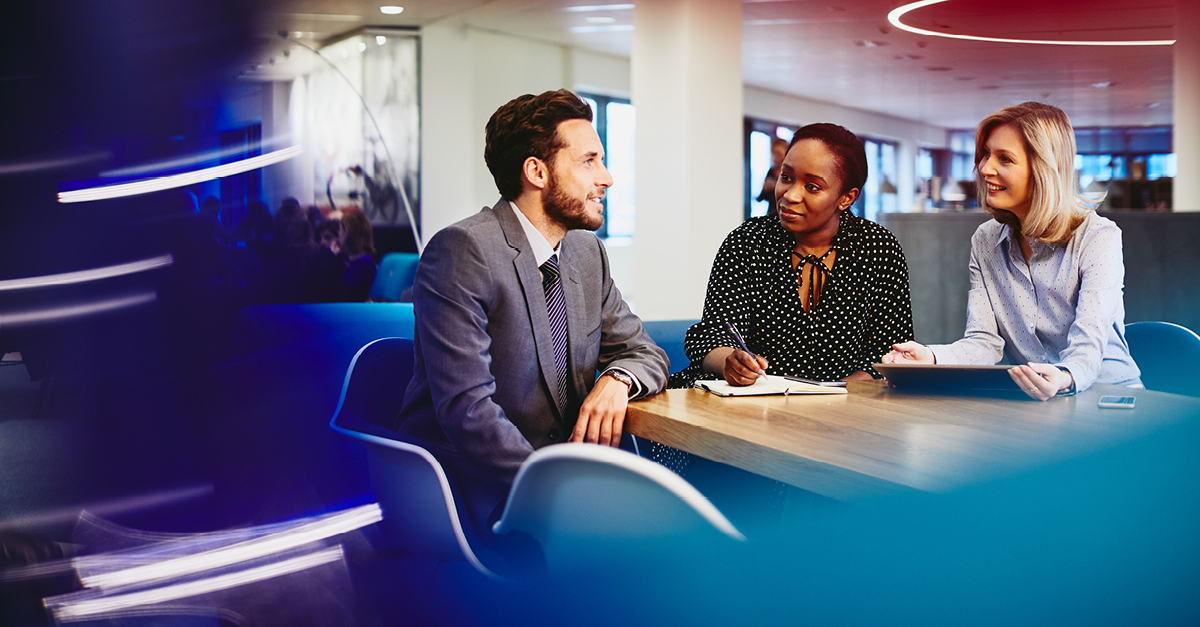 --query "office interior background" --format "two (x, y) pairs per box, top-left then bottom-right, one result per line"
(2, 0), (1199, 625)
(192, 0), (1197, 333)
